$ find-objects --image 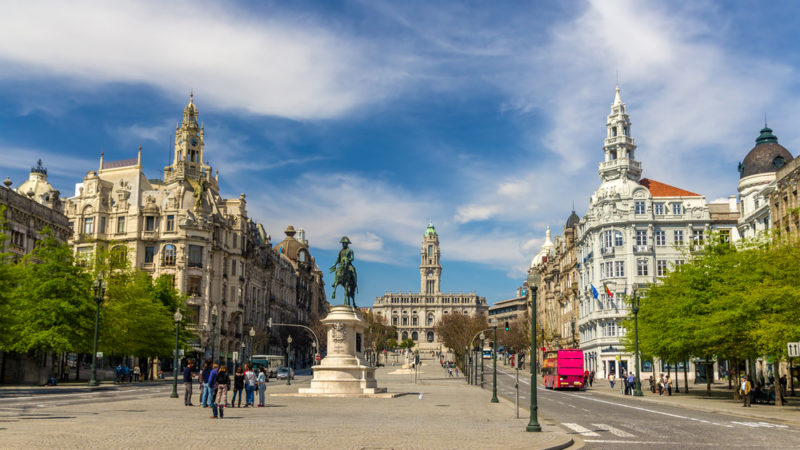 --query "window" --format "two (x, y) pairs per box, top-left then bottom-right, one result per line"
(11, 231), (25, 249)
(674, 260), (684, 268)
(614, 231), (623, 247)
(635, 230), (647, 246)
(672, 203), (682, 215)
(188, 245), (203, 267)
(614, 261), (625, 277)
(117, 216), (126, 234)
(427, 331), (434, 343)
(654, 203), (664, 215)
(411, 331), (418, 341)
(637, 259), (648, 276)
(602, 231), (613, 248)
(83, 217), (94, 234)
(145, 216), (155, 231)
(428, 245), (433, 257)
(392, 316), (398, 326)
(673, 230), (684, 245)
(166, 215), (175, 231)
(427, 314), (434, 326)
(76, 246), (92, 266)
(657, 260), (668, 277)
(231, 259), (236, 276)
(233, 233), (238, 249)
(187, 276), (202, 296)
(99, 216), (107, 234)
(635, 201), (646, 214)
(402, 316), (408, 326)
(412, 315), (418, 326)
(144, 246), (155, 264)
(401, 331), (408, 340)
(692, 230), (704, 245)
(655, 230), (666, 246)
(163, 244), (176, 266)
